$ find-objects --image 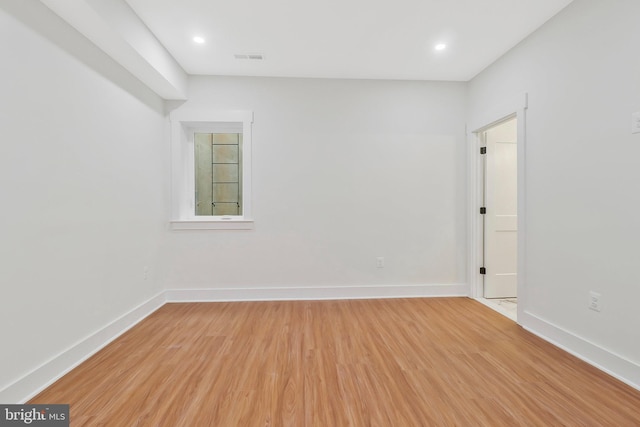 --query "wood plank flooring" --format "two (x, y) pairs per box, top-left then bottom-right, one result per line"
(30, 298), (640, 426)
